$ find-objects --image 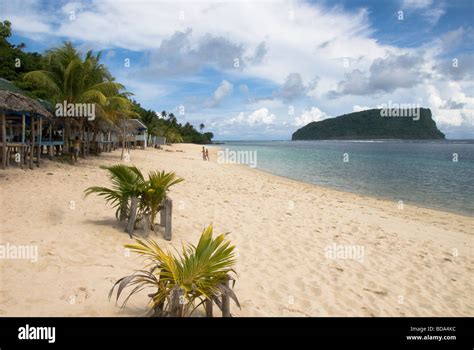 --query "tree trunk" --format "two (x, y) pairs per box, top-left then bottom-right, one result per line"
(205, 299), (213, 317)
